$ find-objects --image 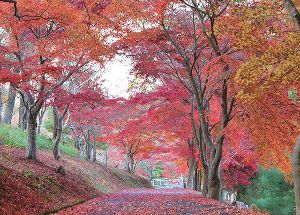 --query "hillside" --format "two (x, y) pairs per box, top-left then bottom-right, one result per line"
(0, 145), (152, 215)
